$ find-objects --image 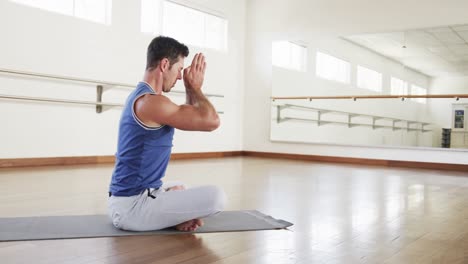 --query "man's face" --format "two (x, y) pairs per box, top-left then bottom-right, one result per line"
(162, 56), (184, 93)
